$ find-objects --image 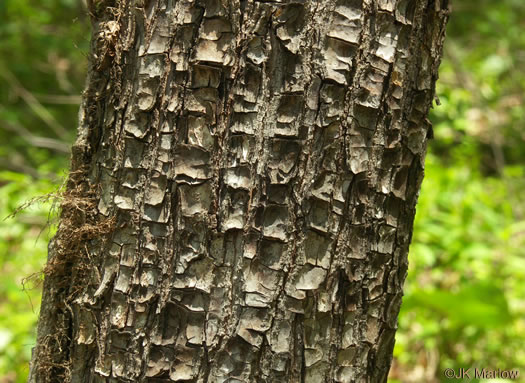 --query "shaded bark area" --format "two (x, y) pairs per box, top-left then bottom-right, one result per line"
(30, 0), (448, 382)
